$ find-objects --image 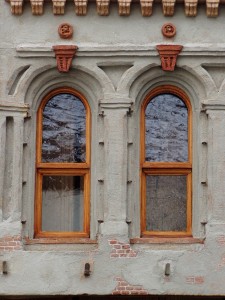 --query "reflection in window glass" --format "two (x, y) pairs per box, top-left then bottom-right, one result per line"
(42, 93), (86, 163)
(145, 94), (188, 162)
(42, 176), (84, 232)
(146, 175), (187, 231)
